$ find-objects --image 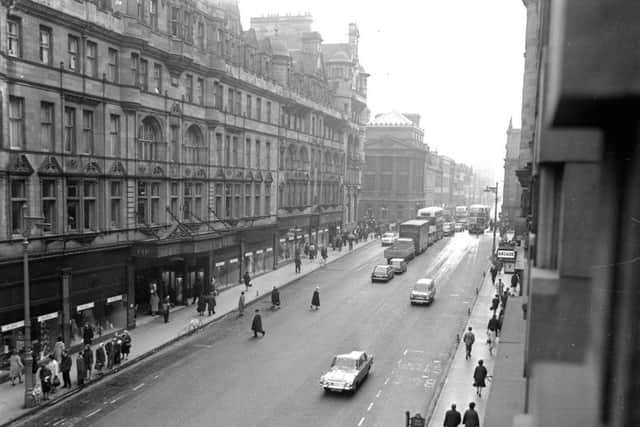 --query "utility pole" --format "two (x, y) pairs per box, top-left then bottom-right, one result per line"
(484, 182), (499, 256)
